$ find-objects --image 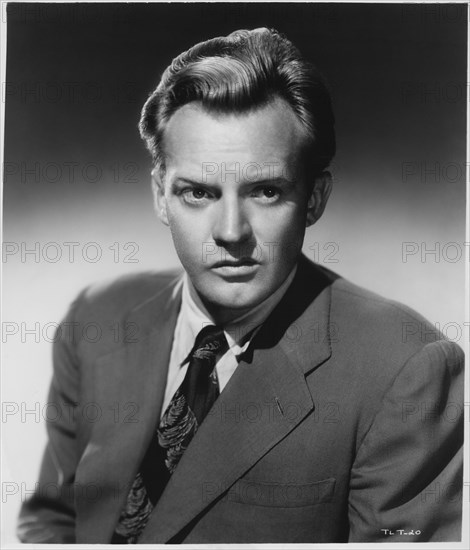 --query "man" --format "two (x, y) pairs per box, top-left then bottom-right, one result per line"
(18, 27), (463, 543)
